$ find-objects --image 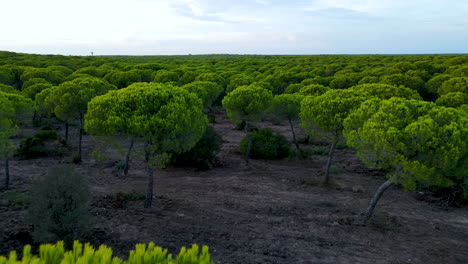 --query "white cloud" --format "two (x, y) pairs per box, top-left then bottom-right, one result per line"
(0, 0), (466, 54)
